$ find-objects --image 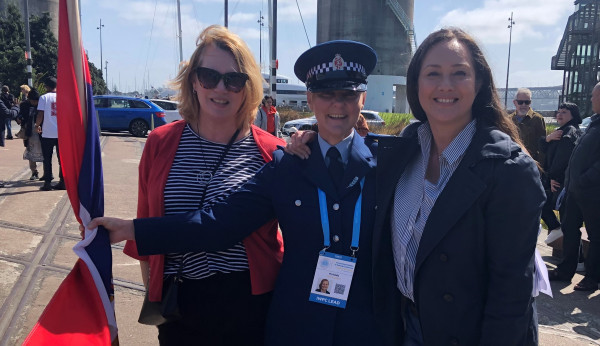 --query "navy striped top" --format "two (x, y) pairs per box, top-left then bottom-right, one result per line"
(163, 125), (265, 280)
